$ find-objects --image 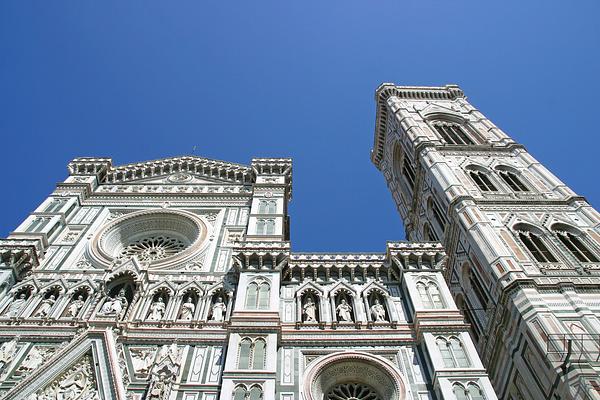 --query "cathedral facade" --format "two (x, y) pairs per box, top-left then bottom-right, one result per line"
(372, 84), (600, 400)
(0, 152), (498, 399)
